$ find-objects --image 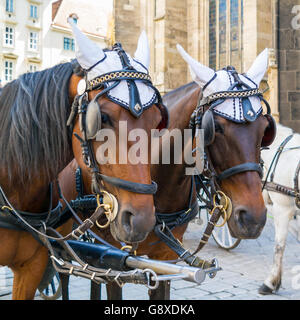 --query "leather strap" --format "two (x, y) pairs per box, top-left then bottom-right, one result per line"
(155, 177), (197, 227)
(98, 173), (157, 194)
(217, 162), (263, 181)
